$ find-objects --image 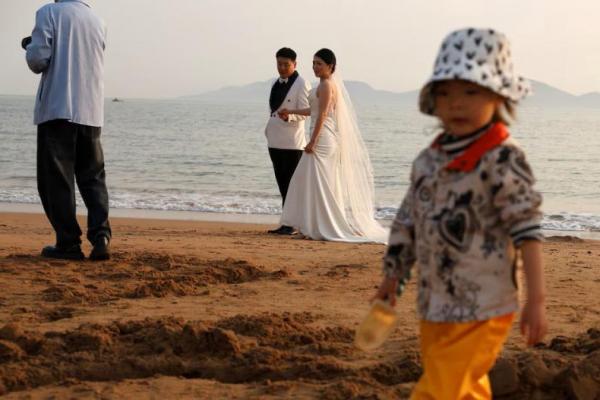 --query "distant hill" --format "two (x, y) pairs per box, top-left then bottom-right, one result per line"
(573, 92), (600, 108)
(185, 79), (417, 105)
(522, 80), (600, 108)
(340, 81), (417, 106)
(191, 81), (272, 103)
(186, 79), (600, 109)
